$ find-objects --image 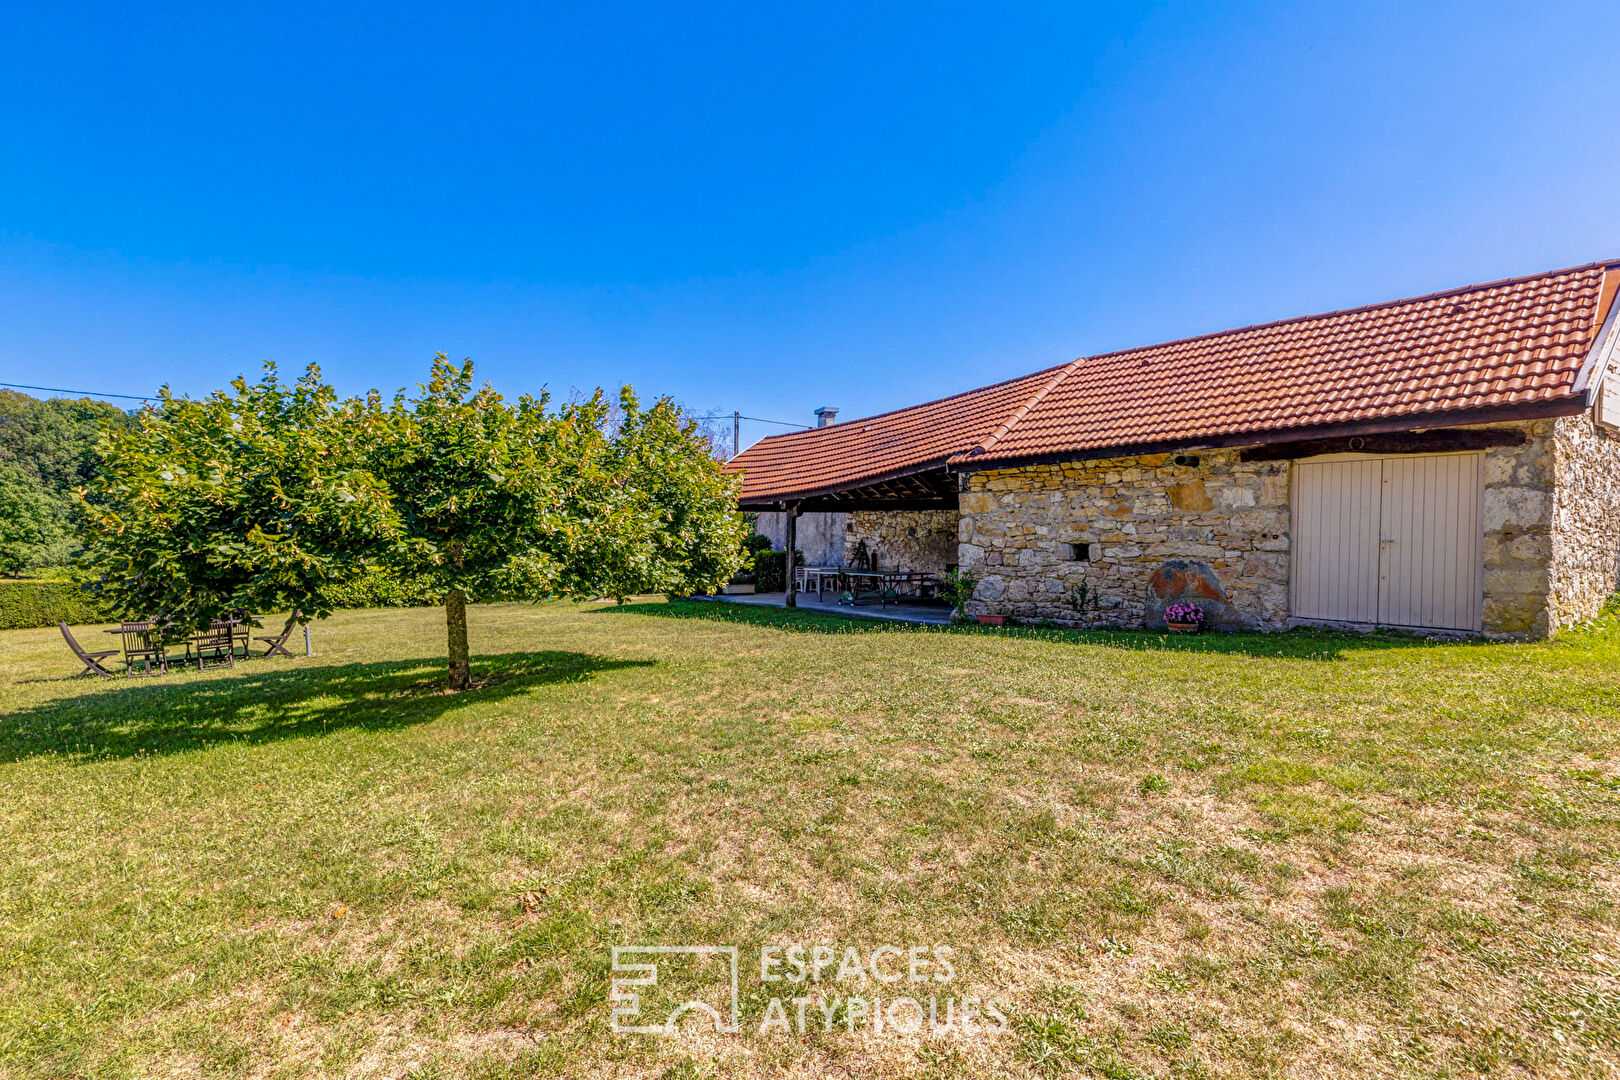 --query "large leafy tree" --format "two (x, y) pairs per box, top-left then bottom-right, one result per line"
(367, 356), (745, 688)
(80, 357), (746, 688)
(79, 366), (398, 631)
